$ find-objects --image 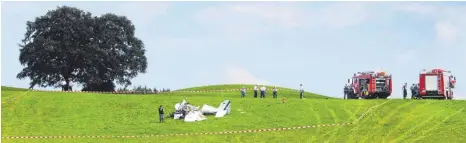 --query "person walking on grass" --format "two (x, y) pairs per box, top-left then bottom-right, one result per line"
(260, 85), (266, 98)
(159, 105), (164, 123)
(241, 86), (246, 98)
(402, 83), (408, 99)
(273, 86), (278, 98)
(300, 84), (305, 99)
(253, 84), (258, 98)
